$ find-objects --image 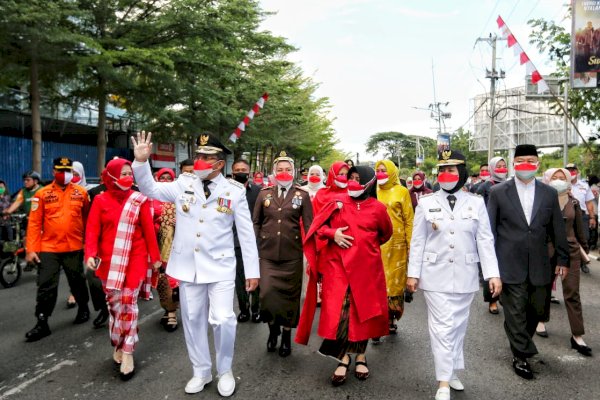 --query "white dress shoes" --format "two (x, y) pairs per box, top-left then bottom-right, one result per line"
(217, 370), (236, 397)
(435, 387), (451, 400)
(449, 377), (464, 391)
(185, 375), (212, 394)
